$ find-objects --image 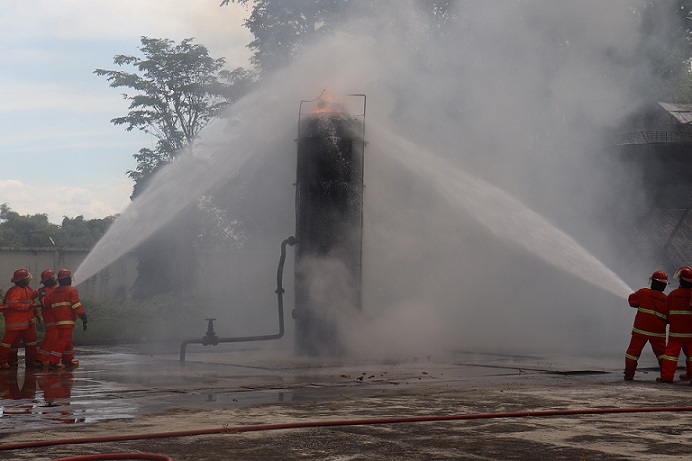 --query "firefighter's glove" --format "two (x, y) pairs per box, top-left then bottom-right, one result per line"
(80, 314), (88, 331)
